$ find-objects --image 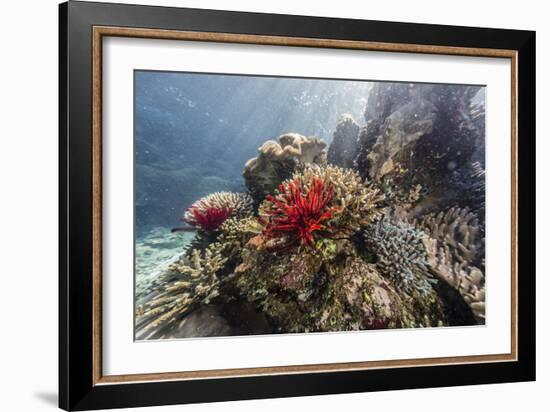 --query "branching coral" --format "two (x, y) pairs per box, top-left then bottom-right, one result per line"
(297, 165), (385, 229)
(135, 246), (228, 340)
(363, 220), (435, 296)
(243, 133), (327, 202)
(415, 207), (485, 323)
(136, 215), (263, 340)
(215, 216), (263, 257)
(182, 192), (253, 231)
(258, 164), (384, 251)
